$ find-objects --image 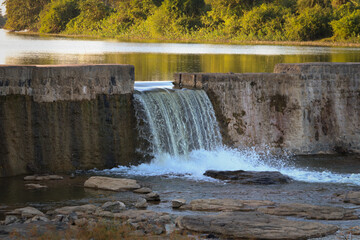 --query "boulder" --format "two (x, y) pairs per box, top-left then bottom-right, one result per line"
(145, 192), (160, 202)
(204, 170), (291, 184)
(4, 215), (19, 225)
(135, 199), (148, 209)
(84, 176), (140, 191)
(25, 184), (48, 190)
(172, 199), (186, 208)
(176, 212), (338, 239)
(180, 199), (275, 212)
(343, 191), (360, 205)
(258, 203), (358, 220)
(7, 207), (45, 219)
(133, 187), (152, 194)
(101, 201), (126, 213)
